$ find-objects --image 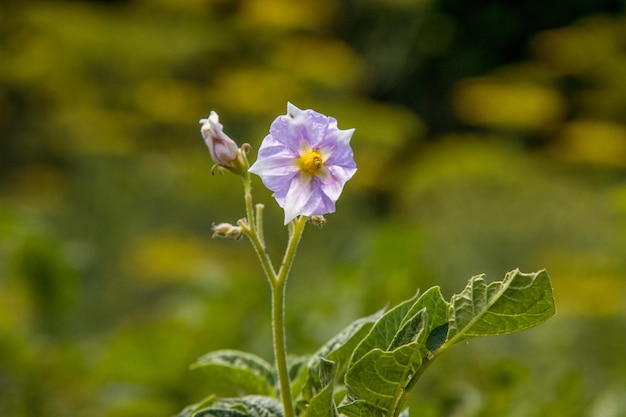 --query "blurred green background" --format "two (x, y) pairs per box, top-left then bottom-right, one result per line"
(2, 0), (626, 416)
